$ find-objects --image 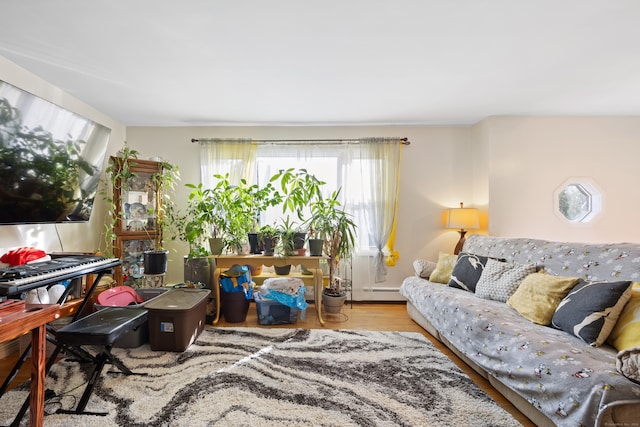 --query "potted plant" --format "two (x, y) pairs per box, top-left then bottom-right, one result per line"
(143, 158), (180, 275)
(308, 189), (357, 313)
(270, 168), (326, 249)
(242, 180), (283, 254)
(257, 224), (278, 256)
(273, 216), (299, 275)
(276, 216), (301, 255)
